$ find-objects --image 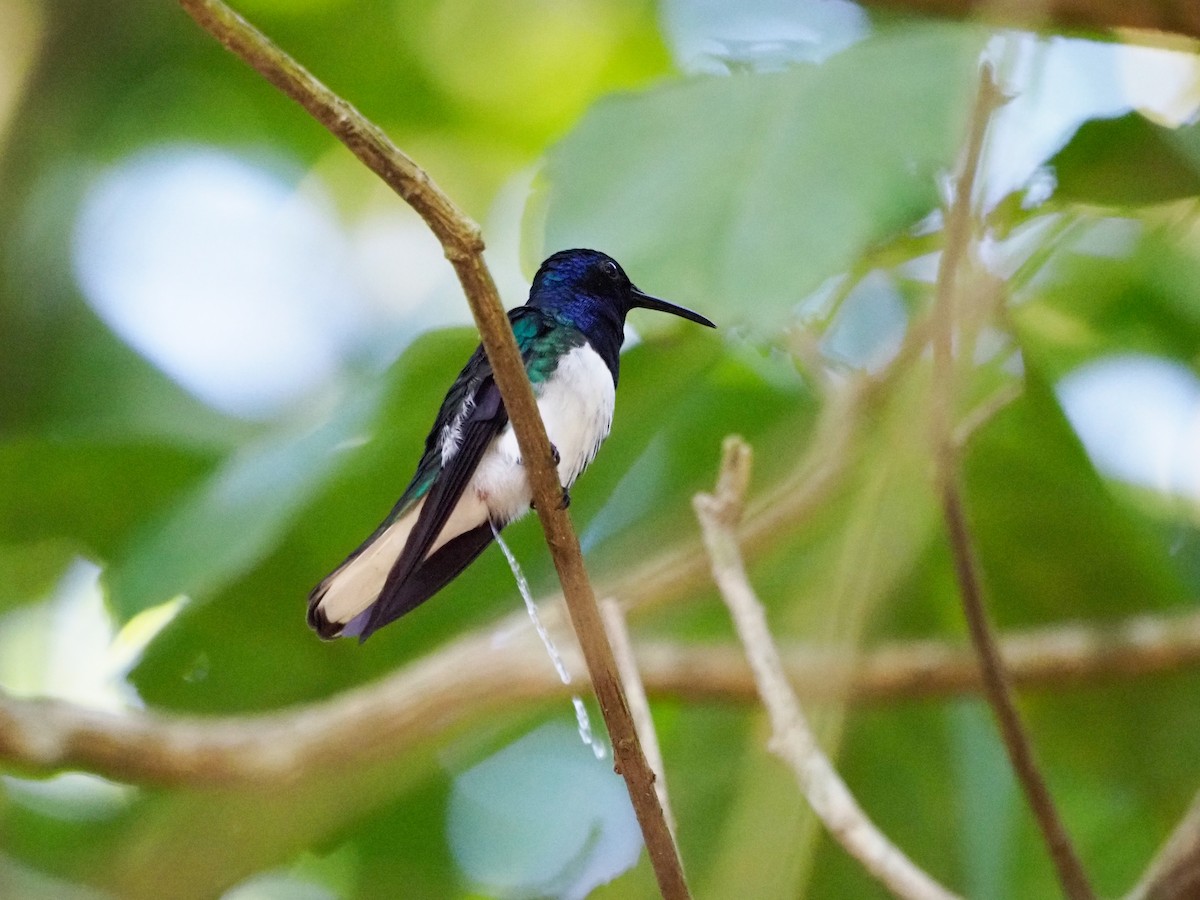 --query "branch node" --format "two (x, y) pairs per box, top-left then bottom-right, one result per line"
(714, 435), (753, 521)
(444, 226), (485, 261)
